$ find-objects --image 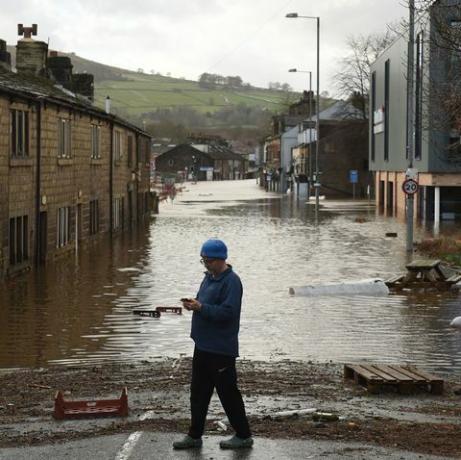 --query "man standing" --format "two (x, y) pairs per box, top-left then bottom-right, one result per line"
(173, 239), (253, 450)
